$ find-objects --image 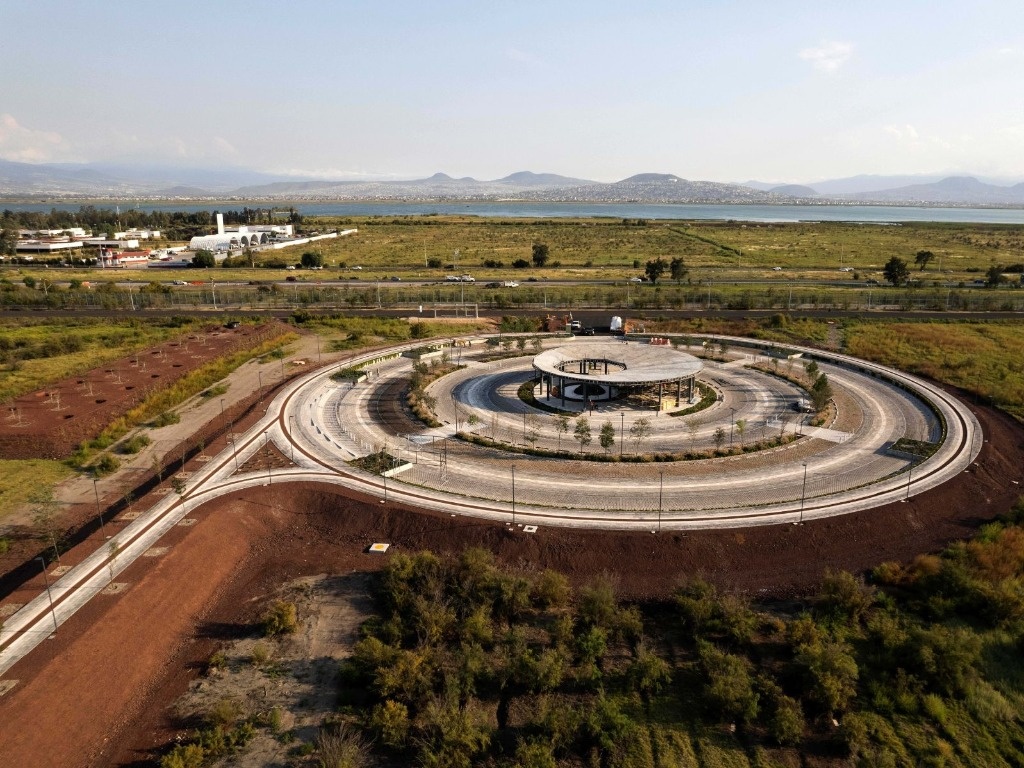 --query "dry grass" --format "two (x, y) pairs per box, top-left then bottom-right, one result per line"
(0, 459), (73, 522)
